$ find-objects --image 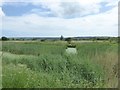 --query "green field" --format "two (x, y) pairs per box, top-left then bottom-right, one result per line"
(1, 41), (118, 88)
